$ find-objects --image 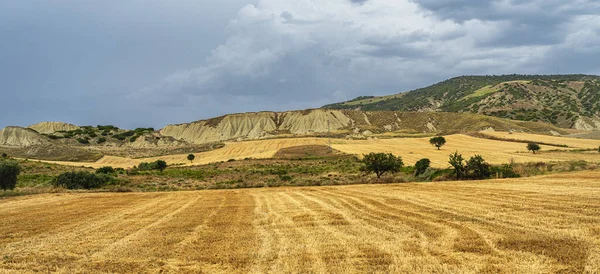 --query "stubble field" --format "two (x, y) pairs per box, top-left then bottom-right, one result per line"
(1, 171), (599, 273)
(40, 132), (600, 169)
